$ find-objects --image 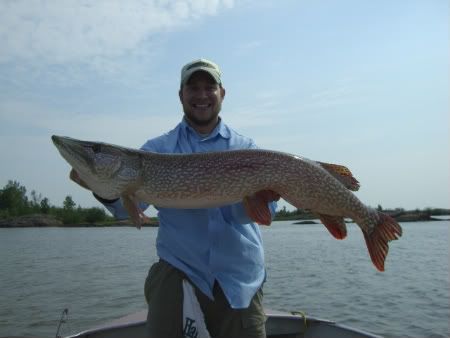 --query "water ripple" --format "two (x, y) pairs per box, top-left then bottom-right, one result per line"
(0, 222), (449, 338)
